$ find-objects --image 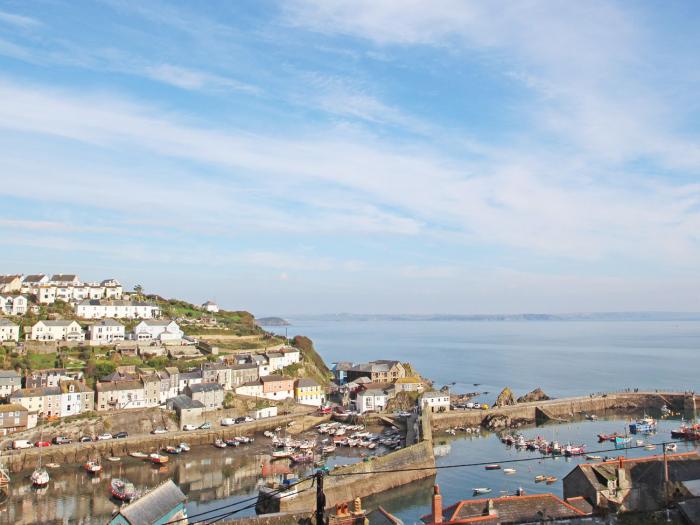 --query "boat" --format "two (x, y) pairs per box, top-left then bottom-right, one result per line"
(271, 448), (294, 459)
(671, 423), (700, 440)
(636, 440), (645, 446)
(598, 433), (620, 442)
(213, 439), (227, 449)
(225, 439), (239, 447)
(564, 444), (586, 456)
(585, 414), (598, 420)
(534, 475), (547, 482)
(586, 455), (602, 461)
(630, 416), (657, 434)
(164, 445), (182, 454)
(473, 488), (492, 495)
(545, 476), (558, 484)
(111, 478), (136, 501)
(179, 442), (190, 452)
(45, 463), (60, 469)
(107, 457), (121, 462)
(129, 452), (148, 459)
(84, 460), (102, 474)
(321, 444), (336, 454)
(484, 464), (501, 470)
(644, 444), (657, 450)
(613, 436), (632, 445)
(503, 468), (517, 474)
(31, 467), (49, 488)
(665, 443), (677, 452)
(291, 452), (314, 464)
(149, 453), (169, 464)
